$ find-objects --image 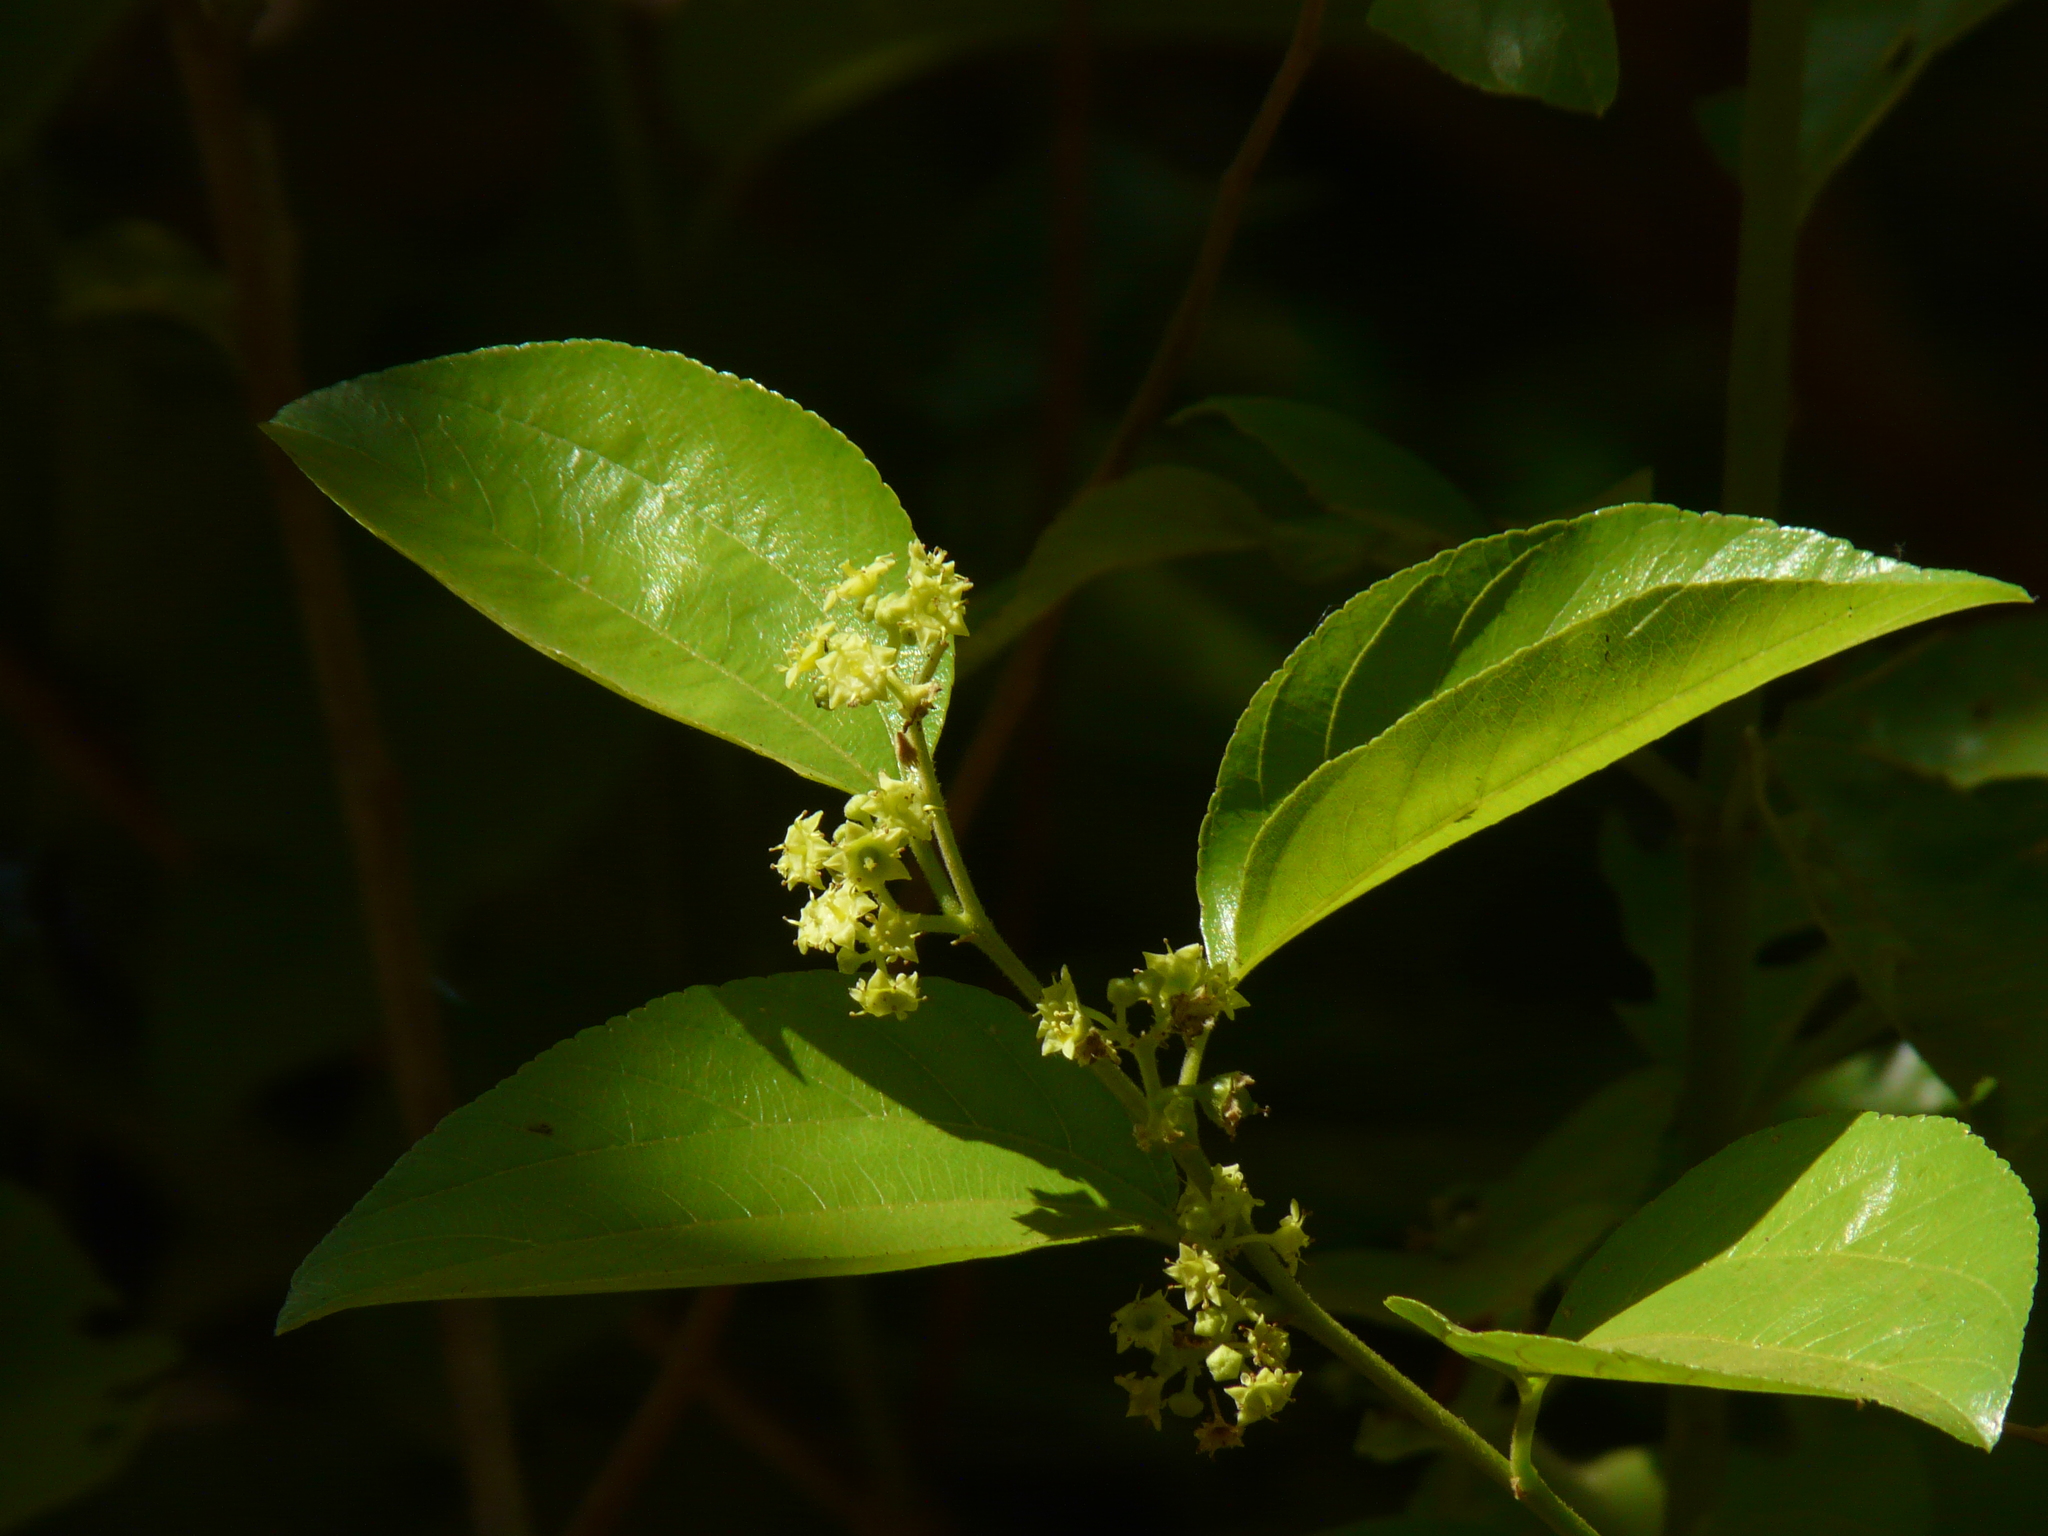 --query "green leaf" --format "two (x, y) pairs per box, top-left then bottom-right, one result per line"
(0, 1182), (178, 1529)
(1198, 504), (2026, 975)
(662, 2), (1402, 174)
(1699, 1400), (1933, 1536)
(1368, 0), (1620, 115)
(1767, 749), (2048, 1130)
(1697, 1), (2016, 209)
(267, 341), (943, 794)
(1311, 1522), (1502, 1536)
(958, 465), (1266, 676)
(1177, 396), (1489, 563)
(1785, 613), (2048, 788)
(1387, 1111), (2038, 1449)
(1315, 1066), (1676, 1326)
(1602, 813), (1866, 1116)
(278, 973), (1176, 1331)
(0, 0), (134, 163)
